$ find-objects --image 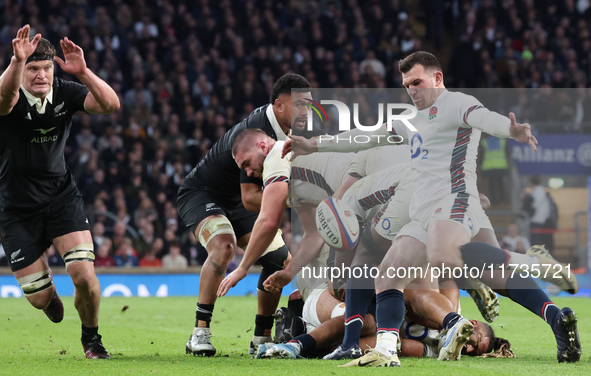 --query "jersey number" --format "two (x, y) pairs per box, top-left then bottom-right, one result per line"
(410, 134), (428, 160)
